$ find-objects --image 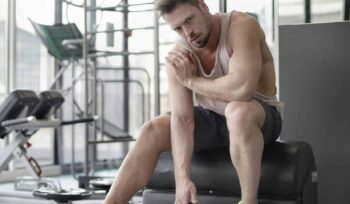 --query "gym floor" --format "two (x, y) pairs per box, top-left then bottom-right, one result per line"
(0, 171), (143, 204)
